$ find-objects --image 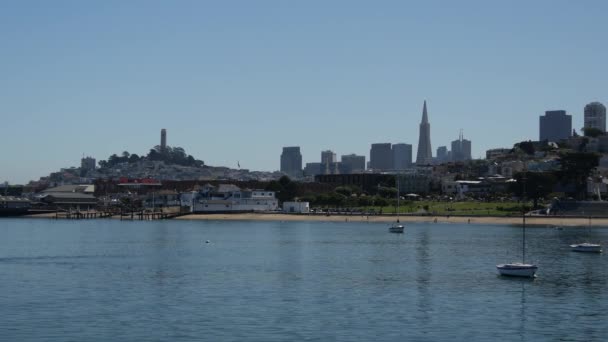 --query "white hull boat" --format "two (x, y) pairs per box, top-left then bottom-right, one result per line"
(496, 263), (538, 277)
(389, 224), (404, 233)
(570, 243), (602, 253)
